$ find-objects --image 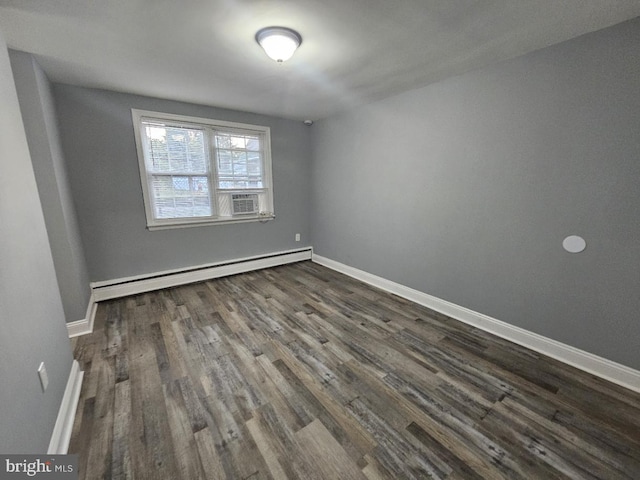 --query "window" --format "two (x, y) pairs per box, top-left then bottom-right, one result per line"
(132, 110), (274, 229)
